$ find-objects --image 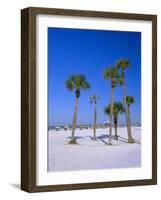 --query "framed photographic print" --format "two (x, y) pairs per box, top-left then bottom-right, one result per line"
(21, 7), (157, 192)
